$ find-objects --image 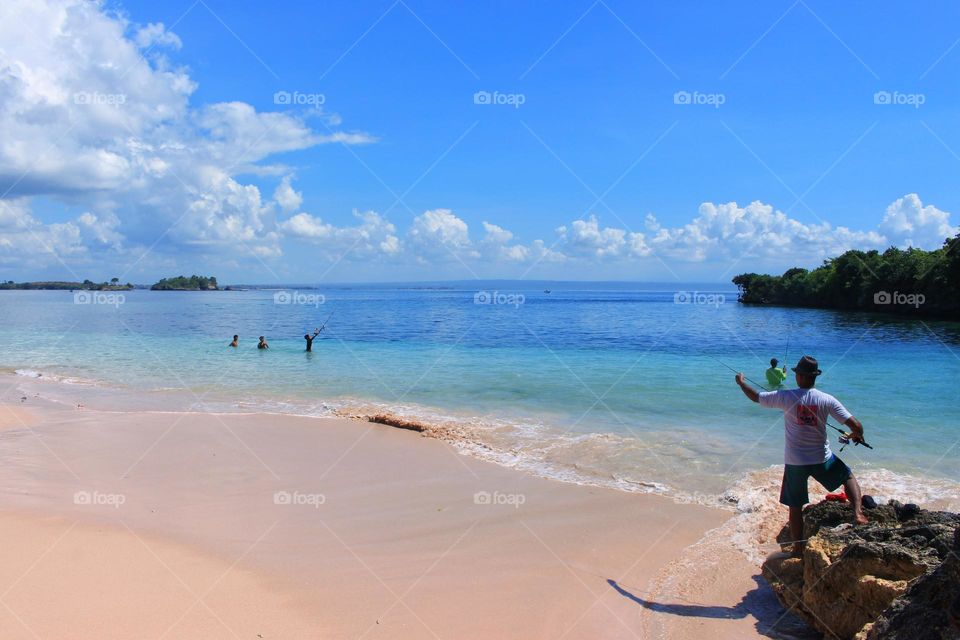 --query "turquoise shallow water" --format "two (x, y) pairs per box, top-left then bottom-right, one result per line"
(2, 283), (959, 498)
